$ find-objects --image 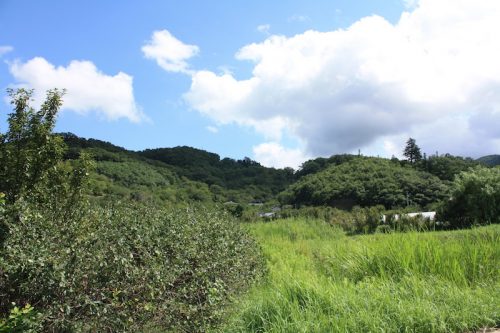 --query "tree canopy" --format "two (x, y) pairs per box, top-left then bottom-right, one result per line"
(439, 166), (500, 228)
(282, 157), (448, 209)
(403, 138), (422, 164)
(0, 89), (92, 207)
